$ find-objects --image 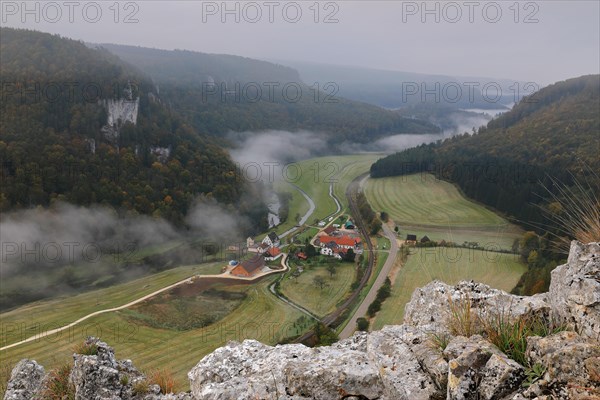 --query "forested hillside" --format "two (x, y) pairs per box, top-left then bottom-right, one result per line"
(0, 28), (267, 229)
(371, 75), (600, 294)
(101, 44), (440, 143)
(371, 75), (599, 224)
